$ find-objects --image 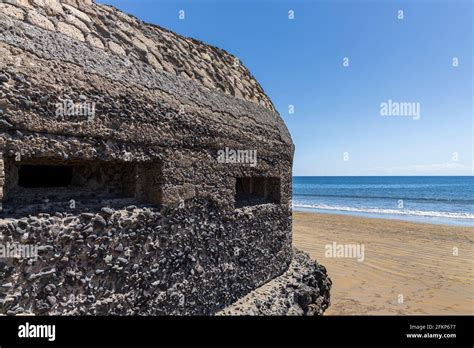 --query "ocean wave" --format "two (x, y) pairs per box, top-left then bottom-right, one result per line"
(292, 203), (474, 220)
(292, 193), (474, 204)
